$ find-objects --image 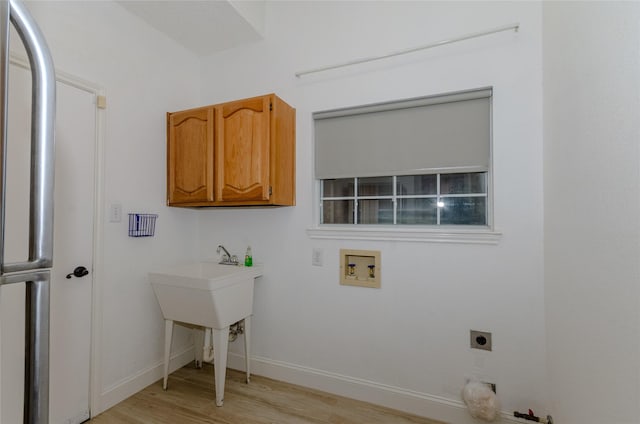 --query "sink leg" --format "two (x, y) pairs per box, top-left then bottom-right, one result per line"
(193, 327), (204, 368)
(163, 319), (174, 390)
(243, 316), (251, 383)
(212, 326), (229, 407)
